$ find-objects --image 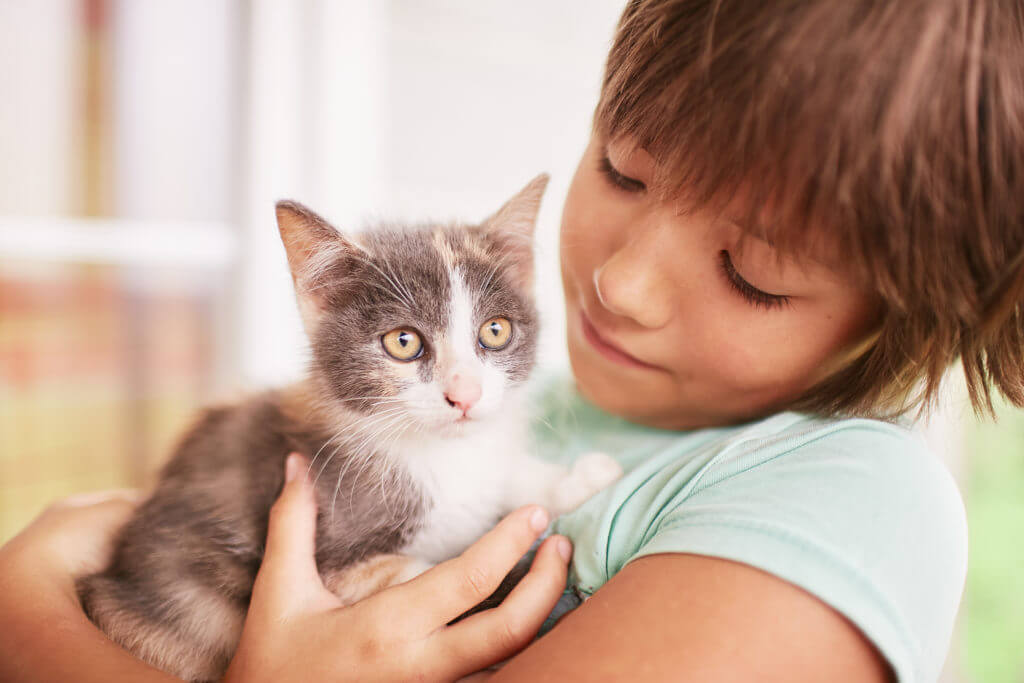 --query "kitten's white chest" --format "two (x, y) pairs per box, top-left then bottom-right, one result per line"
(396, 426), (526, 563)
